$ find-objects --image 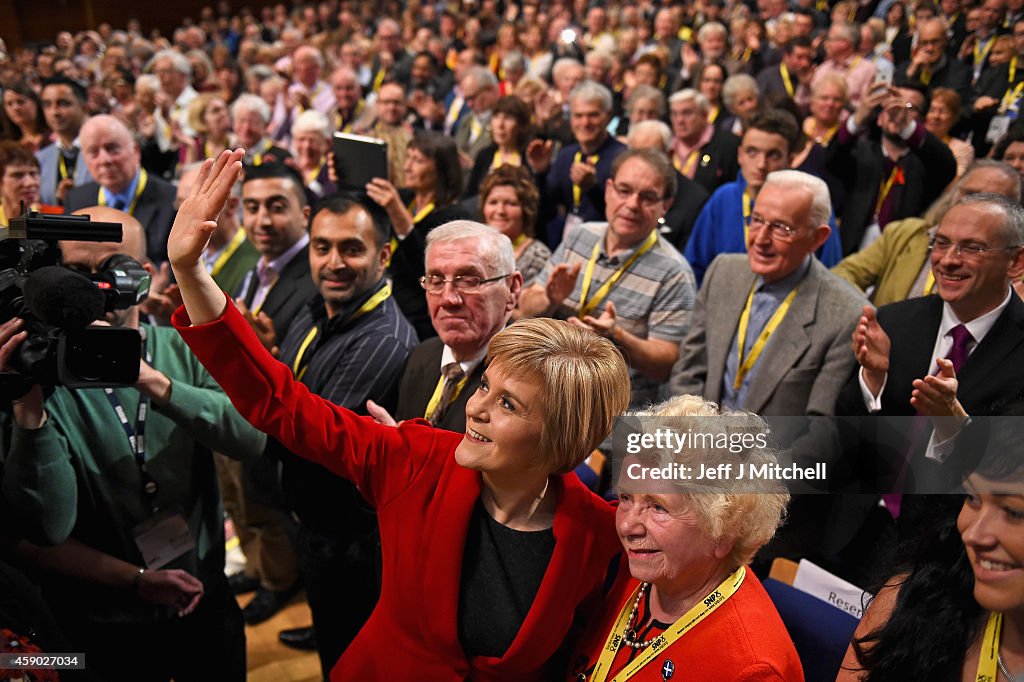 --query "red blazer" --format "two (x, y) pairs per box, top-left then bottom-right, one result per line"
(567, 563), (804, 681)
(173, 297), (622, 680)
